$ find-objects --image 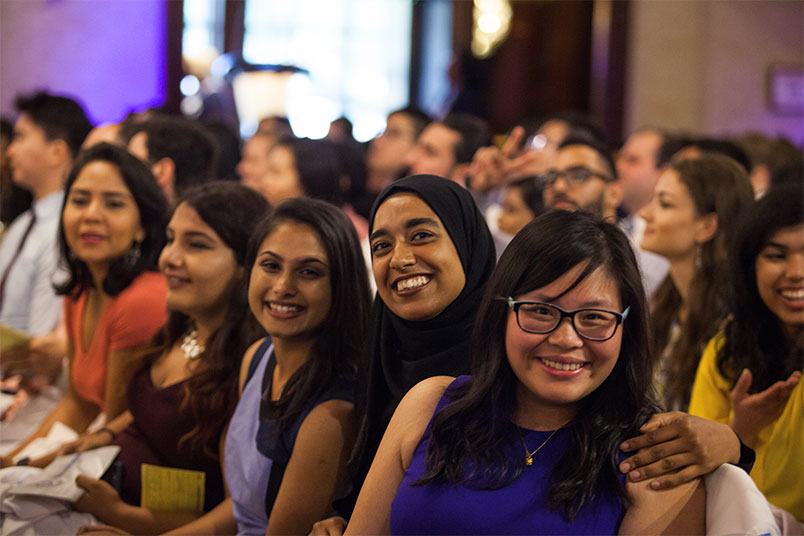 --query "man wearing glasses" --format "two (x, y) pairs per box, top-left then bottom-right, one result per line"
(542, 135), (622, 220)
(543, 136), (667, 297)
